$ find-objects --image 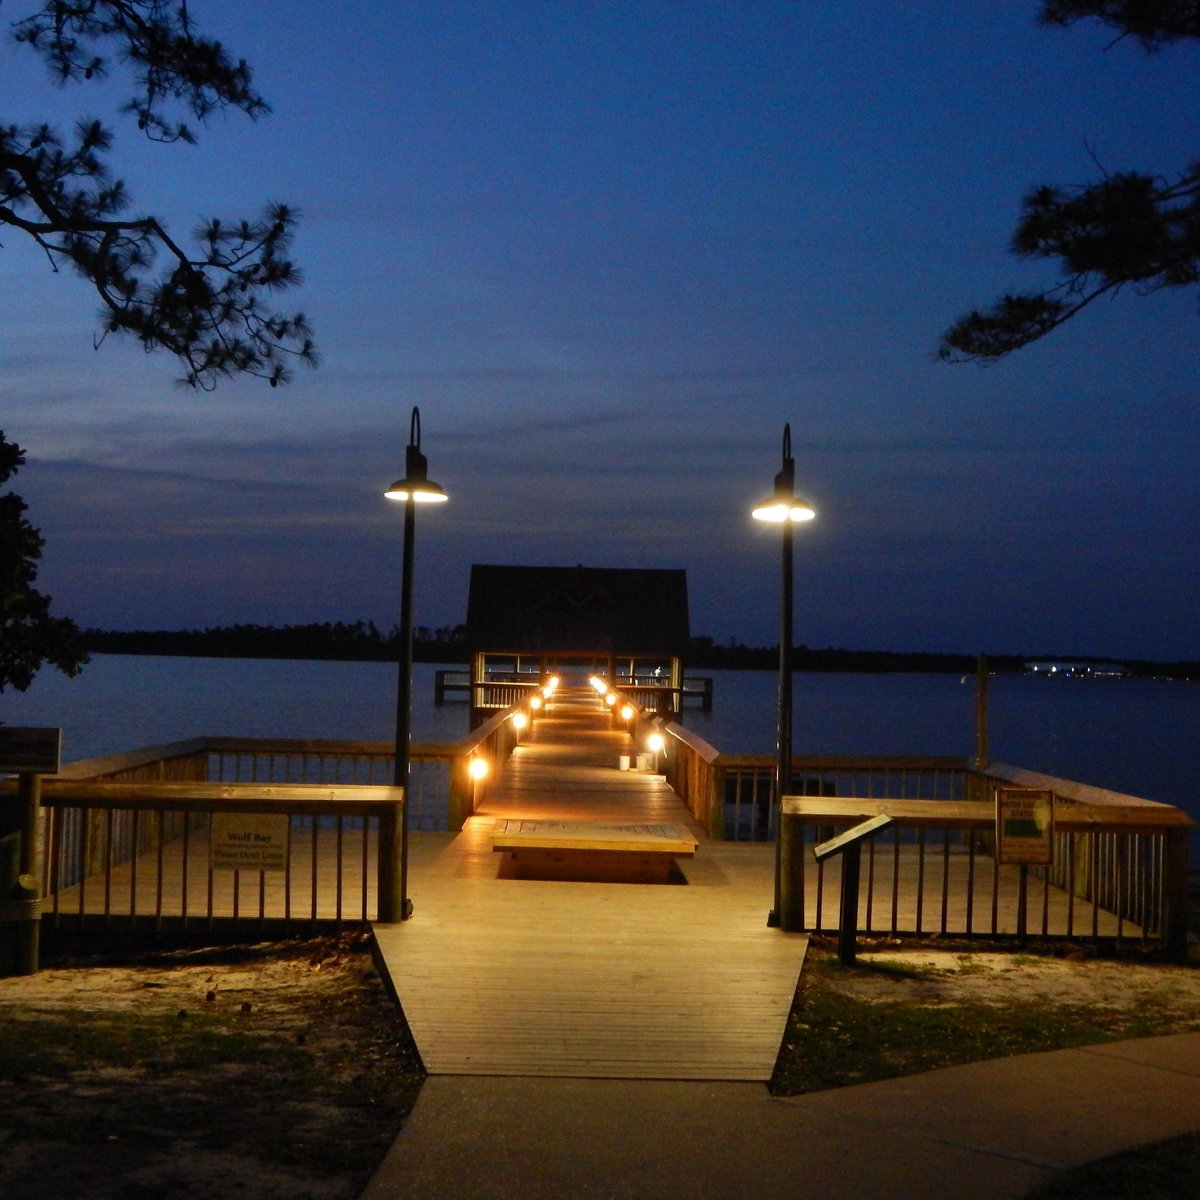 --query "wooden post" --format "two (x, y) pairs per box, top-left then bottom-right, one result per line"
(376, 793), (402, 923)
(447, 756), (473, 832)
(2, 771), (43, 975)
(975, 653), (989, 771)
(777, 807), (804, 931)
(1016, 863), (1028, 945)
(1163, 826), (1190, 962)
(707, 761), (726, 842)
